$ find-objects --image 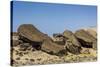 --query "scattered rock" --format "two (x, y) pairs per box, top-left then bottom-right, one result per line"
(16, 57), (20, 60)
(41, 39), (67, 56)
(52, 33), (66, 45)
(19, 43), (31, 51)
(18, 24), (51, 42)
(12, 40), (20, 46)
(12, 40), (23, 46)
(12, 32), (19, 40)
(17, 24), (55, 50)
(63, 30), (82, 54)
(75, 29), (97, 49)
(30, 59), (35, 62)
(80, 47), (90, 54)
